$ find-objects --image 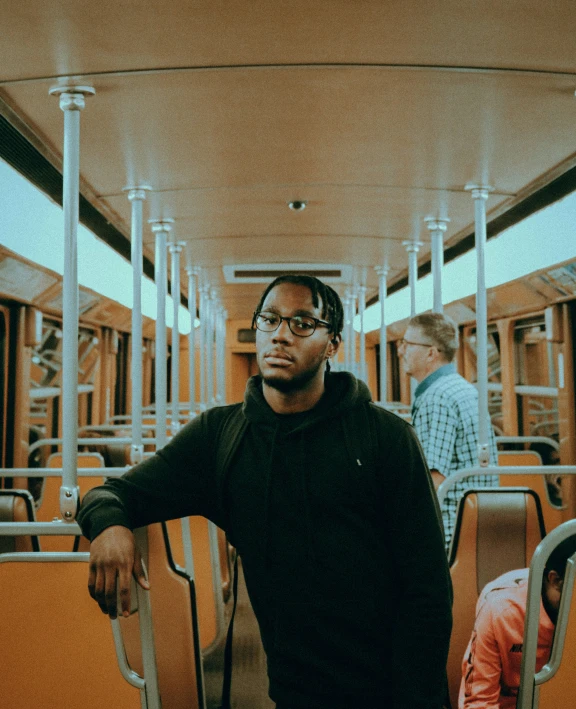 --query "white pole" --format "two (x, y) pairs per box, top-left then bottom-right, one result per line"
(149, 219), (173, 450)
(343, 290), (352, 372)
(185, 265), (198, 416)
(125, 187), (150, 464)
(49, 85), (94, 522)
(169, 241), (184, 434)
(466, 185), (494, 466)
(350, 287), (358, 376)
(216, 304), (227, 405)
(358, 267), (367, 383)
(425, 217), (450, 314)
(198, 279), (208, 411)
(403, 240), (423, 402)
(375, 264), (389, 405)
(403, 240), (423, 317)
(207, 288), (217, 407)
